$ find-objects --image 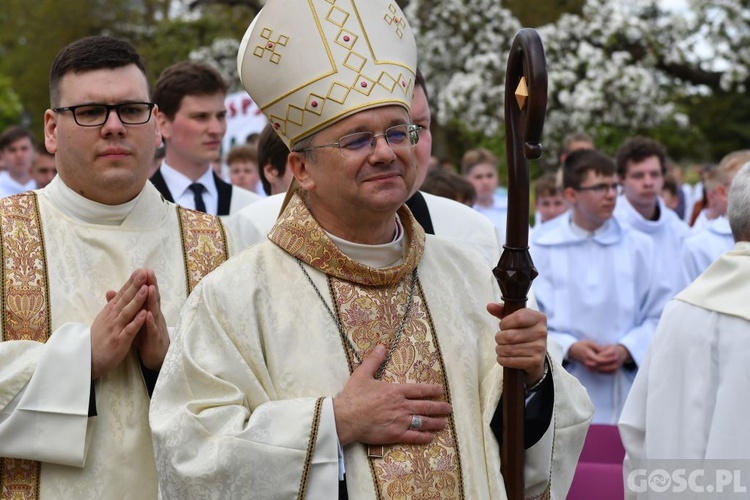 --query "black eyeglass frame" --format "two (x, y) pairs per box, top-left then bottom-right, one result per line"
(53, 102), (156, 127)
